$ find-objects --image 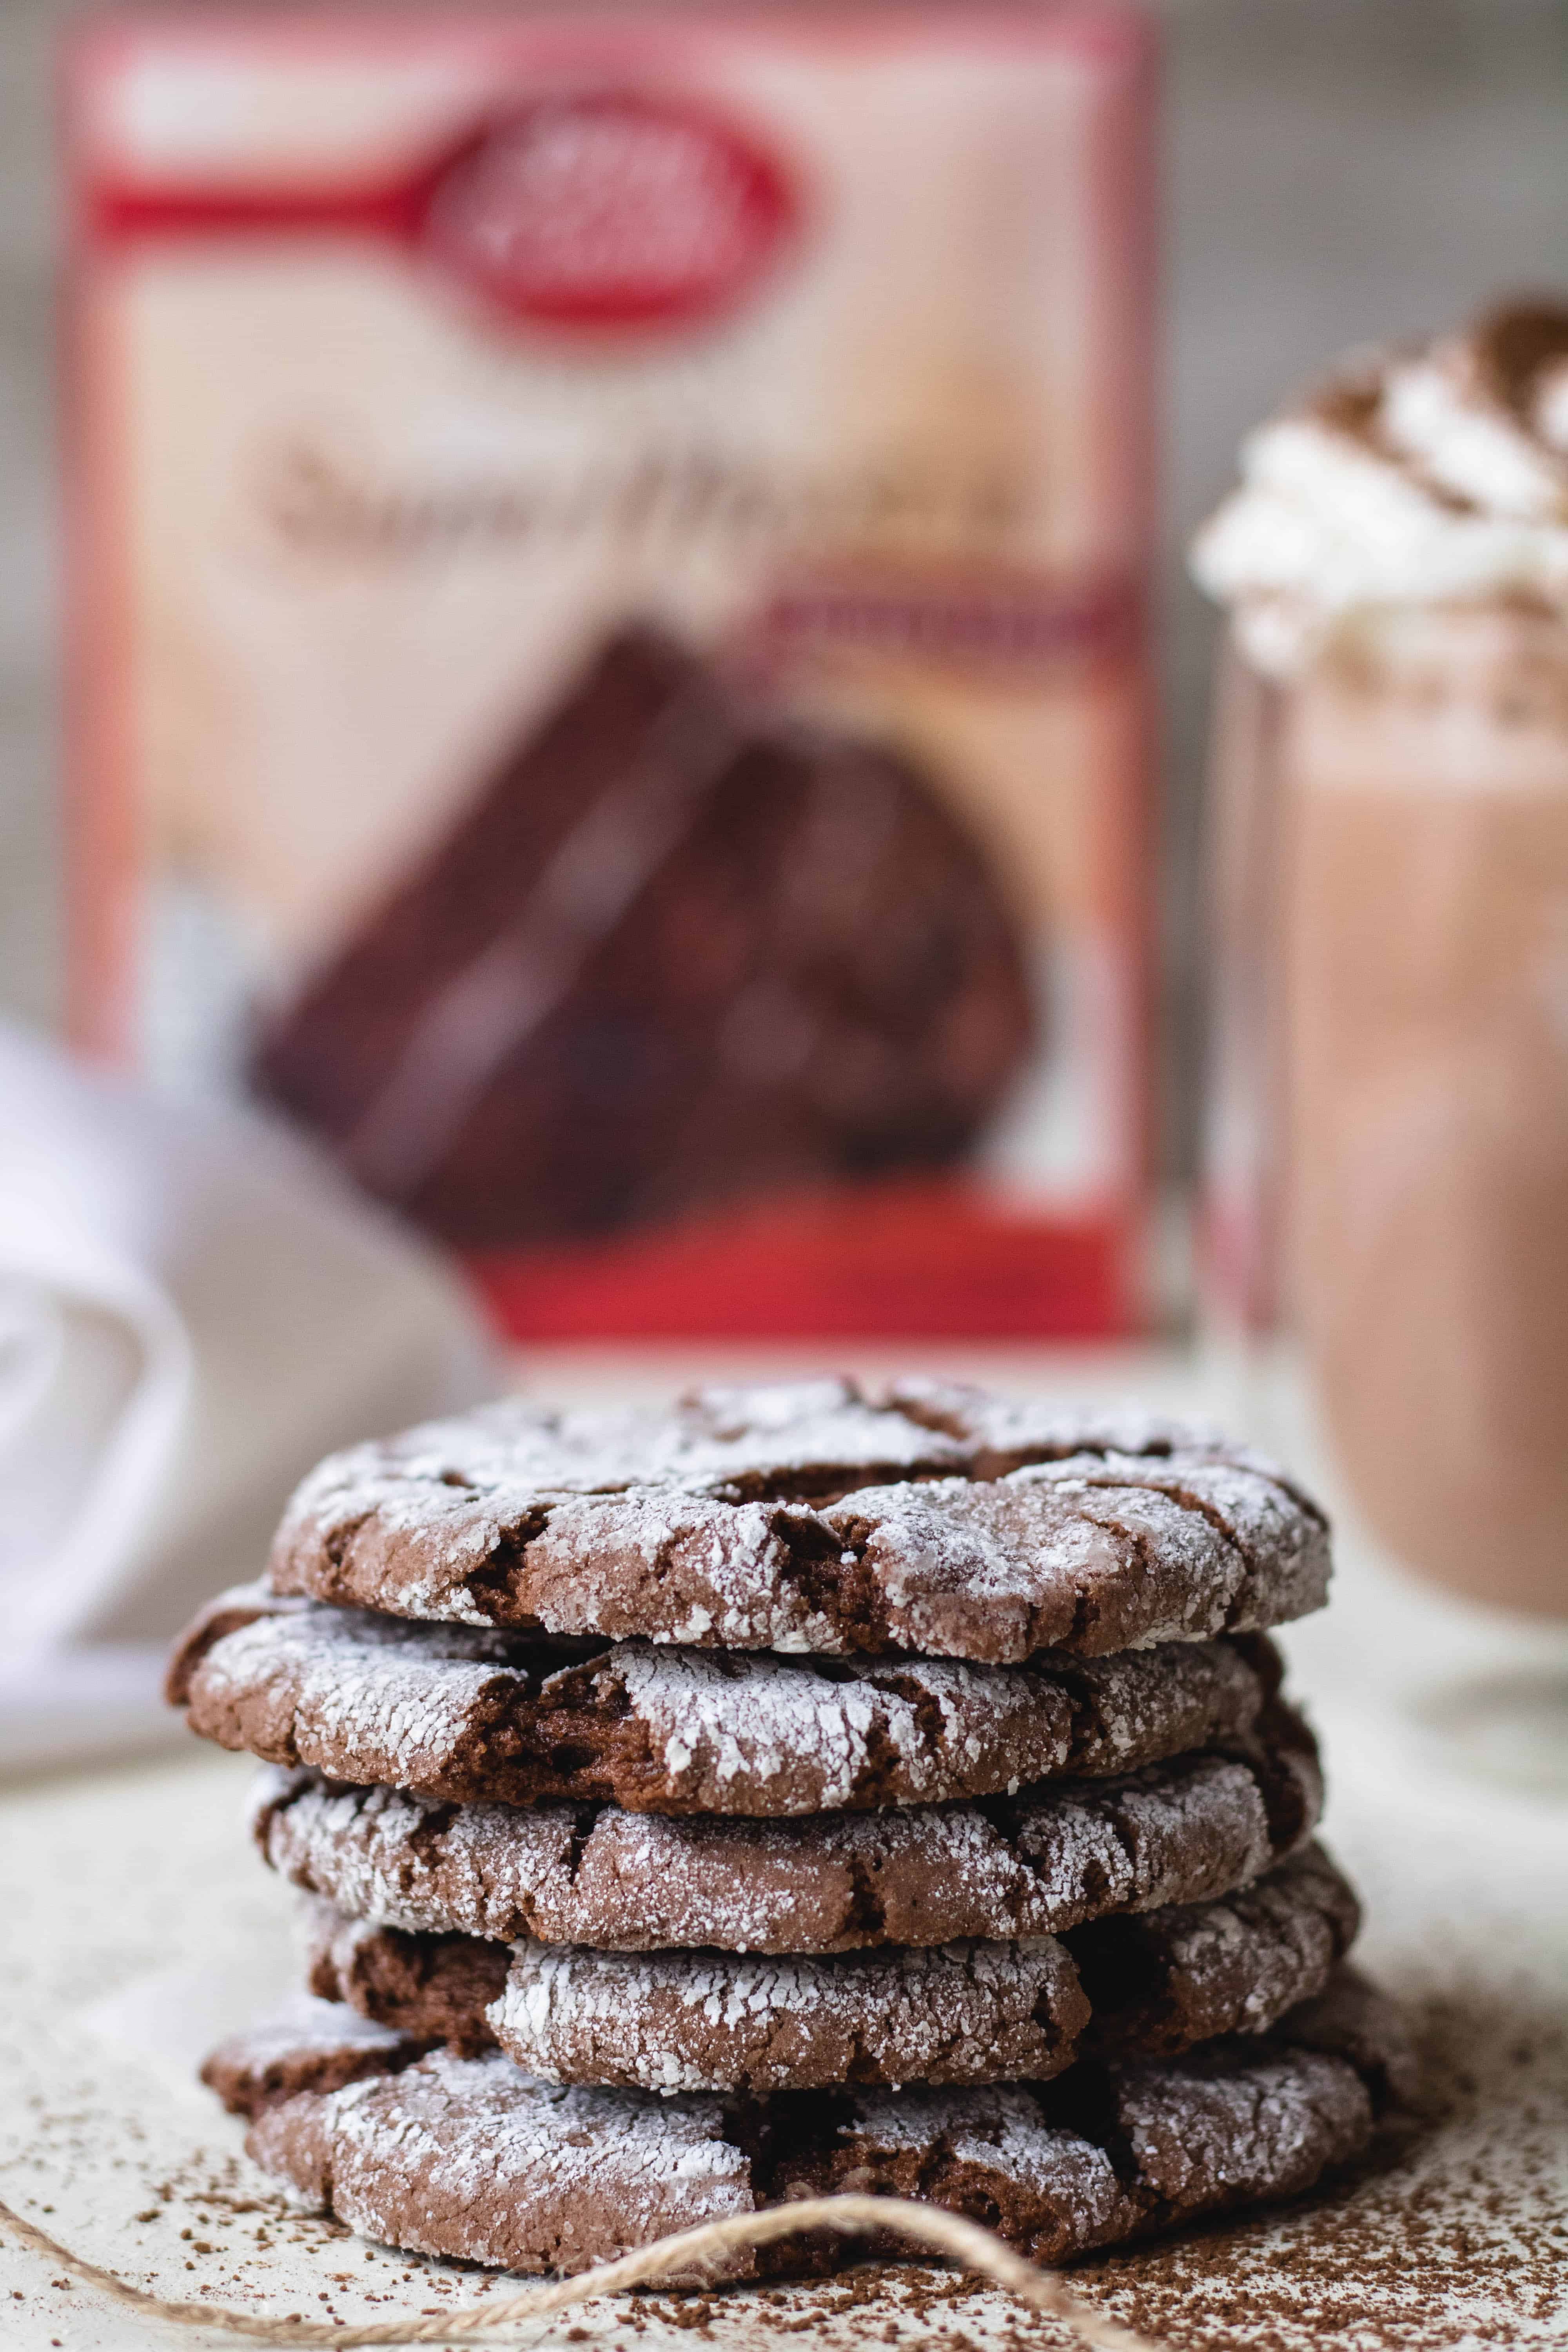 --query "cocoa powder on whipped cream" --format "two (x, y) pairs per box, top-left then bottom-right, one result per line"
(1192, 303), (1568, 676)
